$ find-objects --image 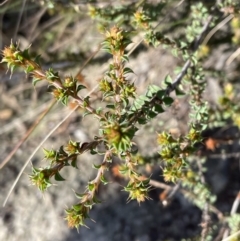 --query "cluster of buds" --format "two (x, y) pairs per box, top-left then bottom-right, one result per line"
(65, 204), (90, 229)
(103, 26), (131, 57)
(29, 167), (53, 191)
(65, 152), (110, 229)
(119, 153), (150, 203)
(133, 11), (150, 29)
(1, 42), (41, 75)
(100, 26), (136, 108)
(158, 131), (197, 182)
(103, 121), (137, 152)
